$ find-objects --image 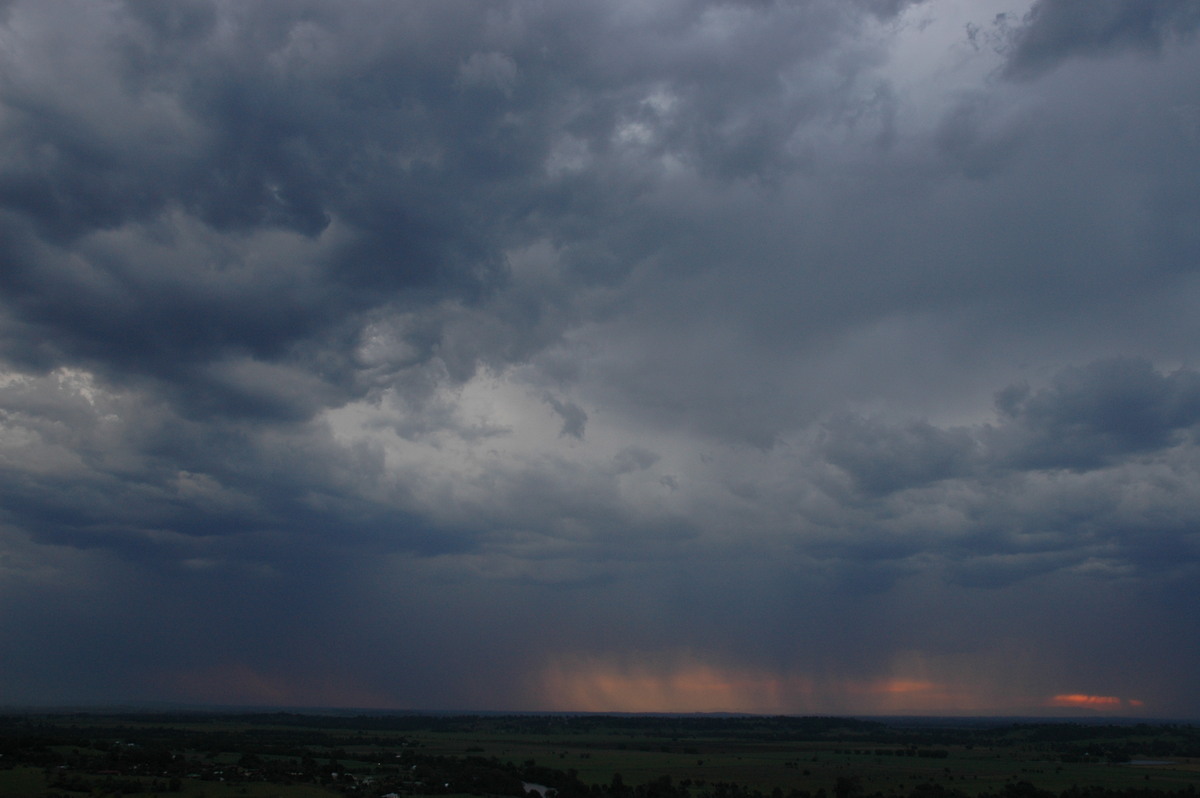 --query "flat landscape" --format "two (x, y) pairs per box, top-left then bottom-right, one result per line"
(3, 713), (1199, 798)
